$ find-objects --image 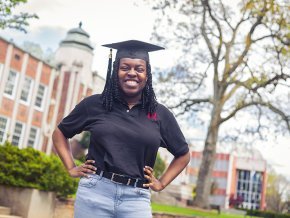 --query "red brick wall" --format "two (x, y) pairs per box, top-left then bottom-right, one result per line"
(57, 72), (71, 124)
(41, 136), (48, 153)
(0, 98), (14, 117)
(31, 110), (42, 127)
(86, 87), (93, 97)
(40, 64), (52, 85)
(26, 56), (38, 78)
(10, 47), (24, 72)
(261, 171), (267, 210)
(77, 83), (84, 103)
(0, 39), (8, 63)
(16, 104), (29, 123)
